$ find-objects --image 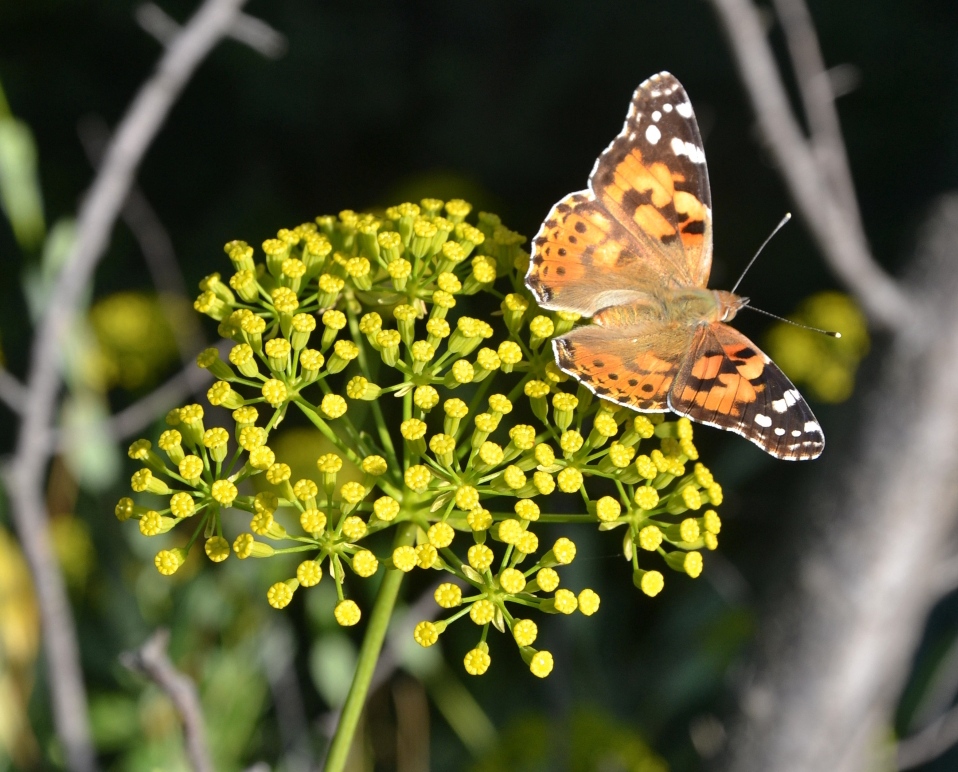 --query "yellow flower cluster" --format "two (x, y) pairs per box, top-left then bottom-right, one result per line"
(118, 199), (725, 678)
